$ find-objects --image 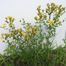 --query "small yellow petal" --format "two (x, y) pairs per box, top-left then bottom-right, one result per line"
(1, 23), (6, 28)
(48, 20), (54, 27)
